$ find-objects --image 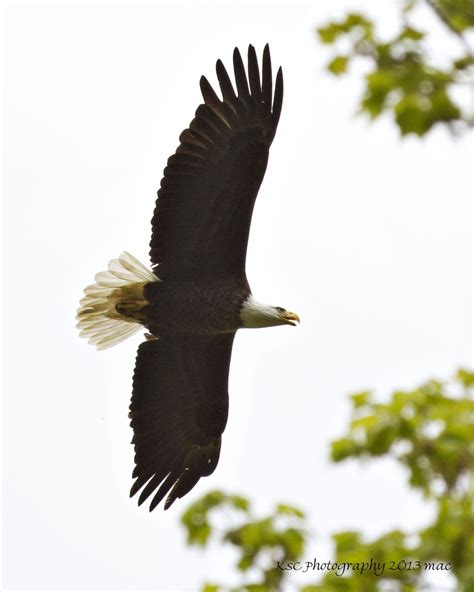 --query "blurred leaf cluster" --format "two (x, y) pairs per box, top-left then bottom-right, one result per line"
(316, 369), (474, 591)
(316, 0), (474, 136)
(181, 371), (474, 591)
(332, 370), (474, 495)
(182, 492), (306, 591)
